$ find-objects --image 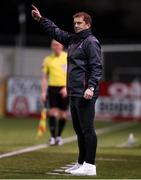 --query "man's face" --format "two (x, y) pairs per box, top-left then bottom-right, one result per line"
(51, 40), (63, 56)
(73, 16), (90, 33)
